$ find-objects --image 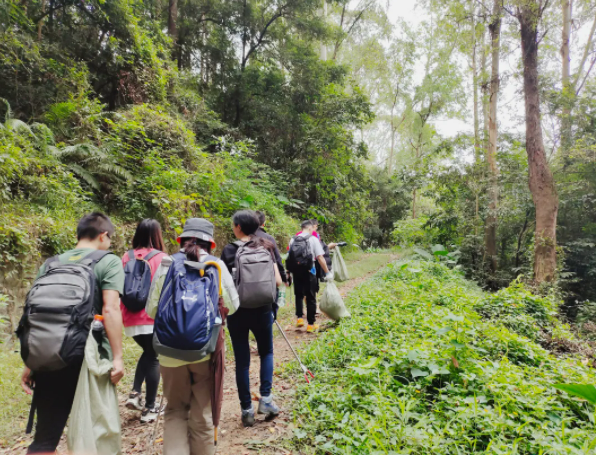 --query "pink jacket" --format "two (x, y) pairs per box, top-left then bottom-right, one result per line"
(120, 248), (167, 327)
